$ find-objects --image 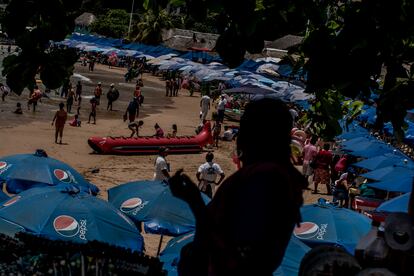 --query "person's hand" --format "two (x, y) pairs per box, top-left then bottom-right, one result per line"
(169, 169), (201, 205)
